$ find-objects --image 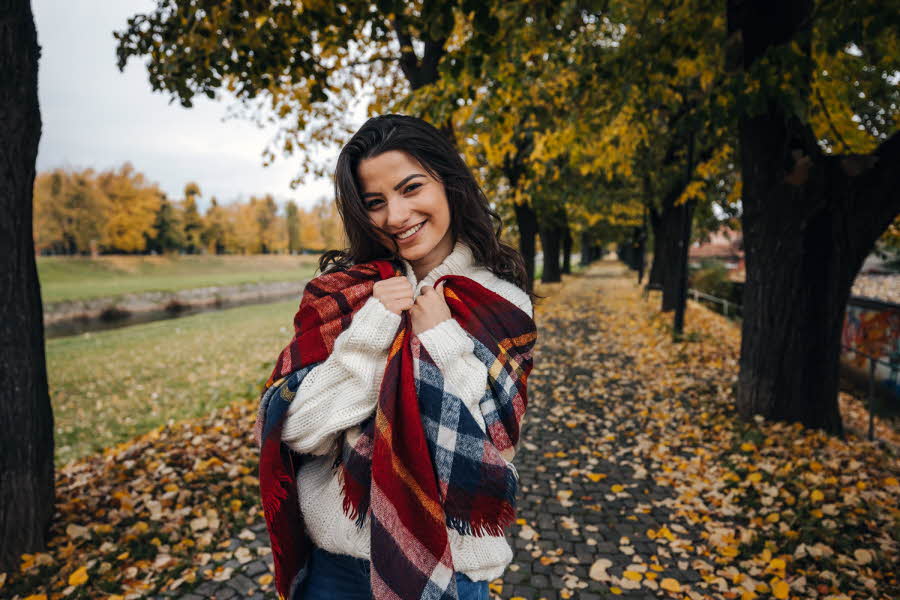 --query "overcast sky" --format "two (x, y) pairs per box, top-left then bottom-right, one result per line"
(33, 0), (362, 211)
